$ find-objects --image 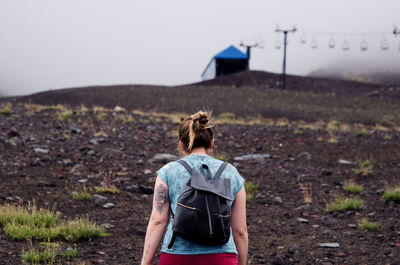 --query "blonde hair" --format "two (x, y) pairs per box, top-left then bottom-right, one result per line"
(179, 111), (215, 152)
